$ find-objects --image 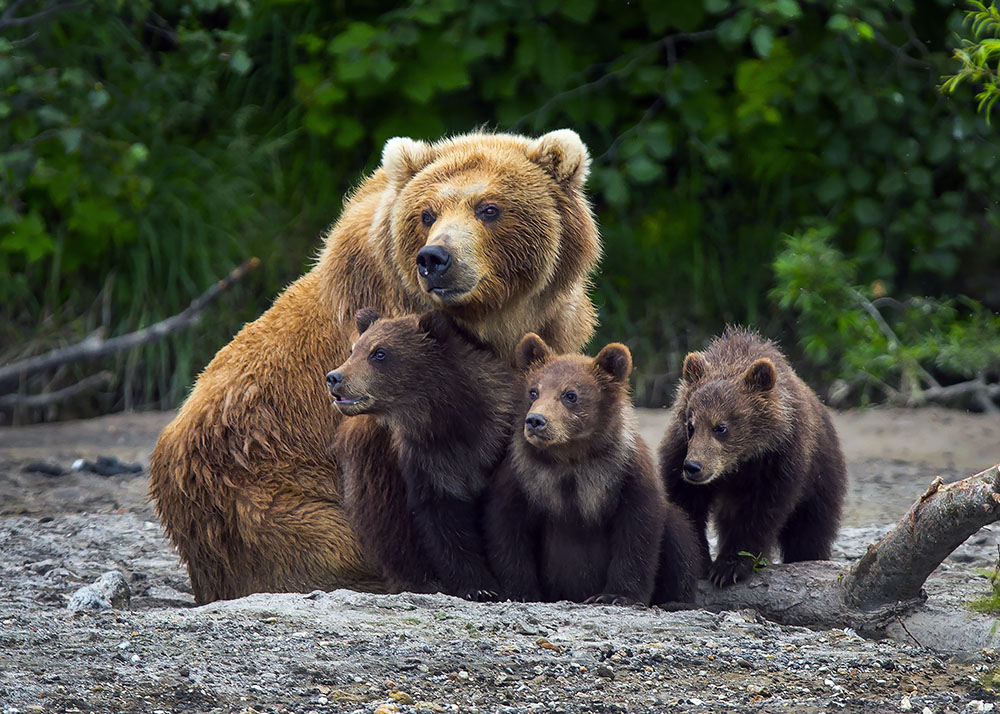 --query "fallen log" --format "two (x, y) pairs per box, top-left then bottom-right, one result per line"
(689, 464), (1000, 635)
